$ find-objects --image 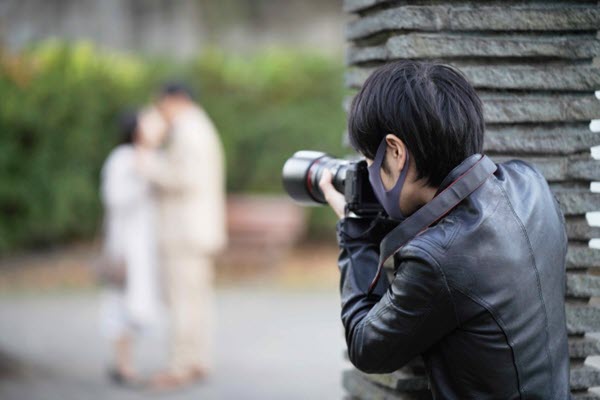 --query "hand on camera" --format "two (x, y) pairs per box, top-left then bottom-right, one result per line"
(319, 169), (346, 219)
